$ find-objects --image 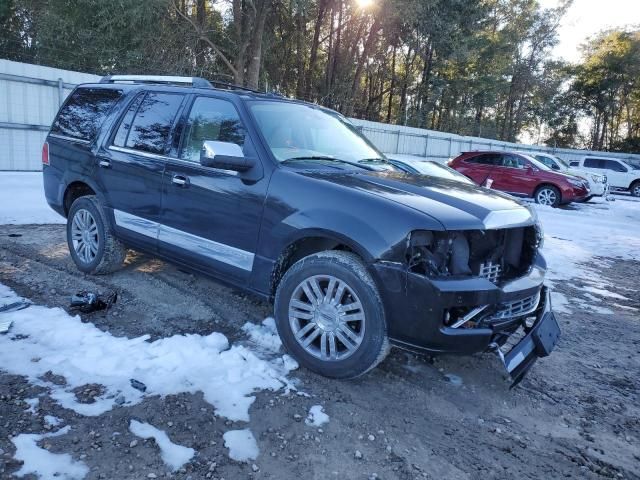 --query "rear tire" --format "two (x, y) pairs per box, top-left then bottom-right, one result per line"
(631, 181), (640, 198)
(274, 251), (389, 379)
(67, 196), (126, 274)
(534, 185), (561, 207)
